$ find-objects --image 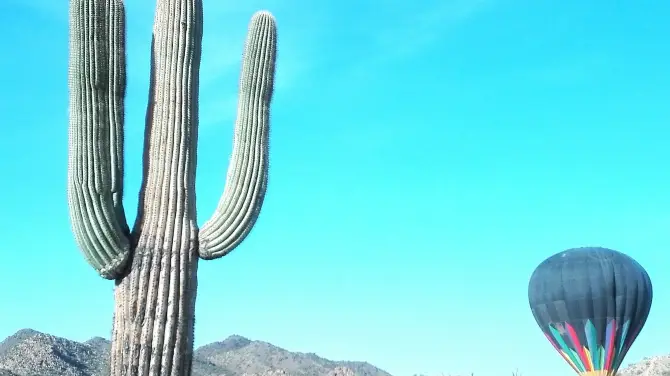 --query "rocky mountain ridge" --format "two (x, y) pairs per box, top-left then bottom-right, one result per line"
(619, 355), (670, 376)
(0, 329), (668, 376)
(0, 329), (389, 376)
